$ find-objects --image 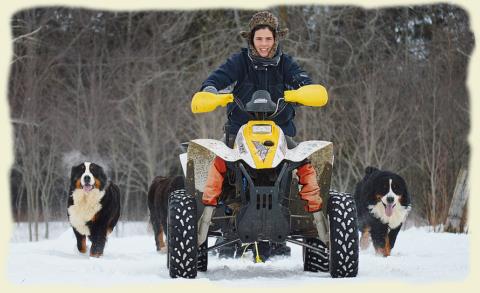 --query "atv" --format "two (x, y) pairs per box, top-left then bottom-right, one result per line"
(167, 85), (359, 278)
